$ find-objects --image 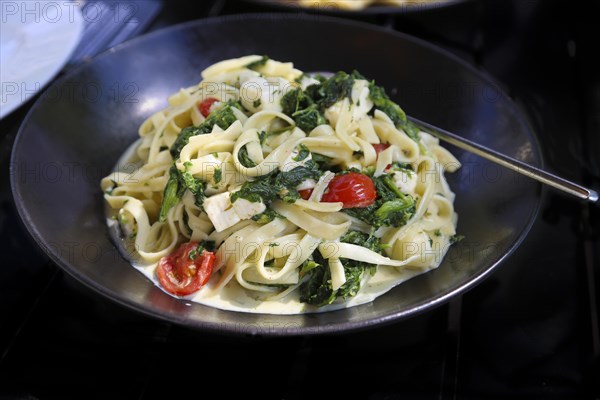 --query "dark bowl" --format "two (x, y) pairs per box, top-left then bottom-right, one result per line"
(10, 14), (541, 336)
